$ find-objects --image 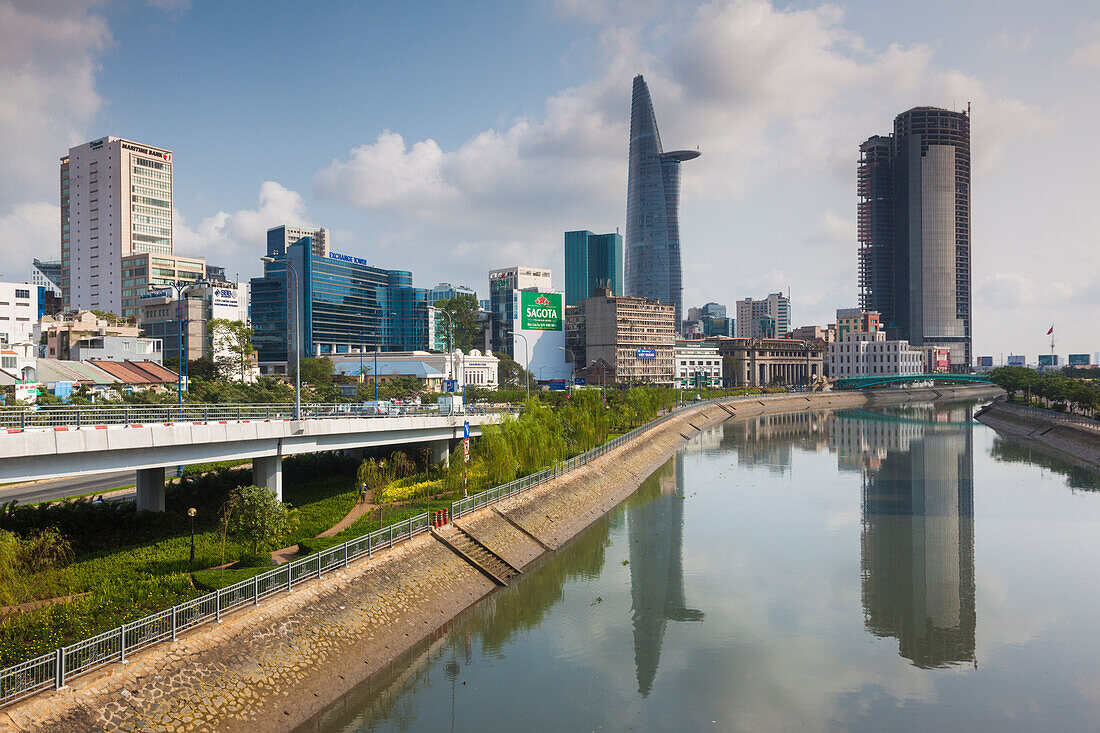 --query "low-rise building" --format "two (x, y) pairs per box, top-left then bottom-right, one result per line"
(711, 336), (826, 387)
(574, 290), (676, 385)
(70, 335), (163, 363)
(120, 253), (206, 318)
(0, 282), (39, 346)
(828, 330), (923, 380)
(675, 339), (722, 388)
(789, 325), (832, 342)
(916, 345), (951, 373)
(835, 308), (881, 342)
(138, 279), (250, 367)
(325, 349), (499, 391)
(37, 311), (140, 360)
